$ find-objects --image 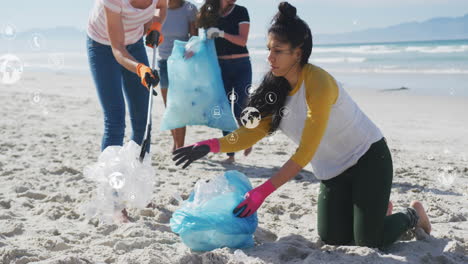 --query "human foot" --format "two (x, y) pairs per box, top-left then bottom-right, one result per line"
(386, 201), (393, 216)
(410, 201), (431, 234)
(221, 156), (235, 164)
(113, 208), (130, 223)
